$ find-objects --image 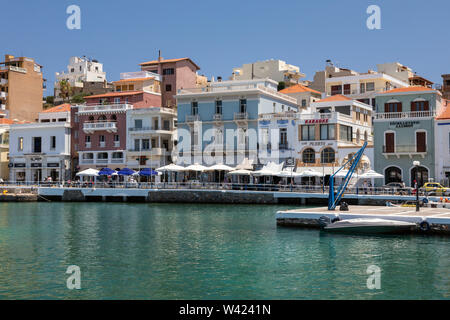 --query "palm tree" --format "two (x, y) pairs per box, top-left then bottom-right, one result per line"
(58, 79), (73, 102)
